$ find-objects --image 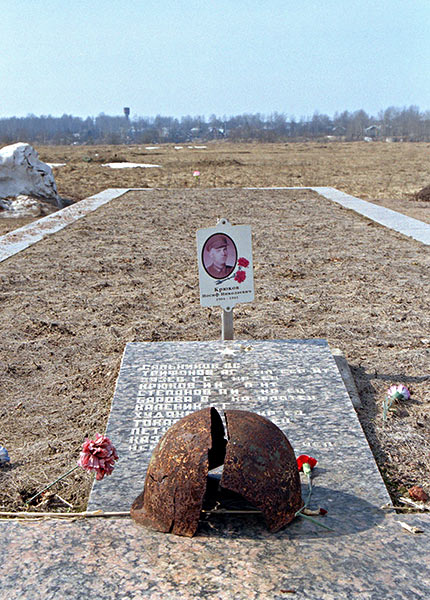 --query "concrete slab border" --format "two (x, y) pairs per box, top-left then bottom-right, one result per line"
(247, 186), (430, 245)
(1, 186), (429, 265)
(0, 188), (150, 263)
(330, 347), (361, 408)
